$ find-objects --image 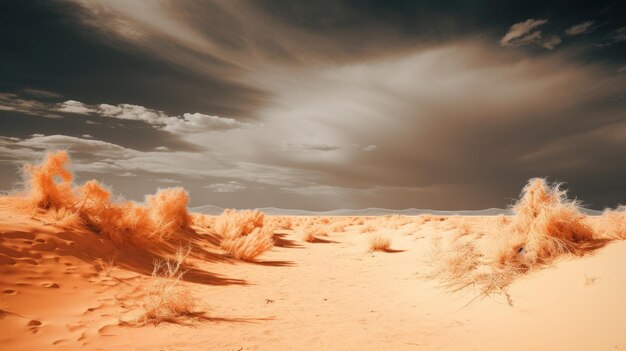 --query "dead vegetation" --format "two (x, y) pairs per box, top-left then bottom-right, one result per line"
(214, 209), (274, 261)
(14, 151), (191, 245)
(369, 233), (391, 252)
(113, 247), (202, 326)
(428, 178), (618, 306)
(136, 247), (197, 325)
